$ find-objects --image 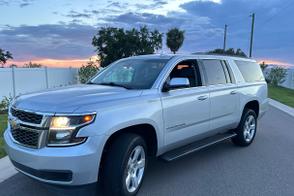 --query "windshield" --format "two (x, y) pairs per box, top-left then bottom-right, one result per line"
(90, 58), (168, 89)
